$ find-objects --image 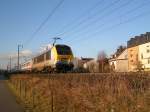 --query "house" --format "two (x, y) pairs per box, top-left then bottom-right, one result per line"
(139, 42), (150, 71)
(127, 32), (150, 71)
(73, 57), (94, 69)
(83, 59), (99, 73)
(109, 49), (128, 72)
(72, 57), (82, 69)
(109, 58), (116, 72)
(127, 46), (139, 71)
